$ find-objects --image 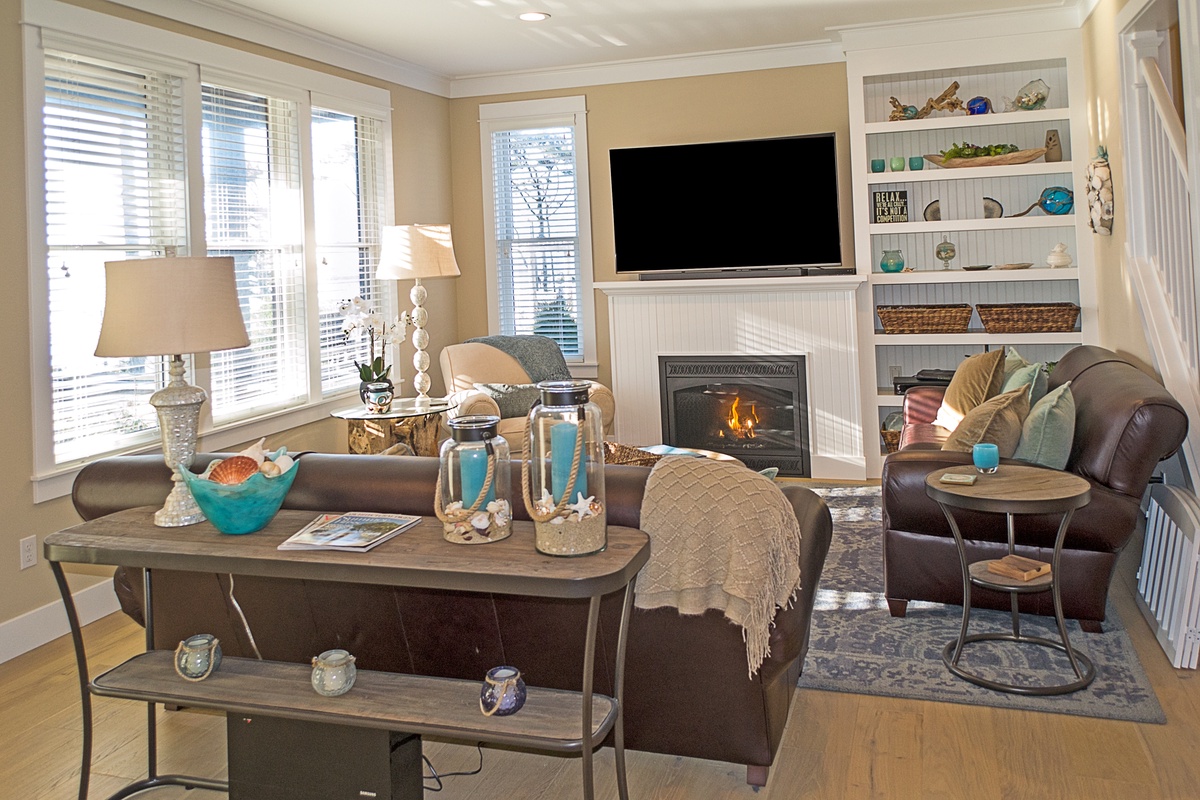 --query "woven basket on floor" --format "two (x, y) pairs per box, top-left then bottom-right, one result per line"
(876, 304), (972, 334)
(976, 302), (1080, 334)
(880, 429), (901, 453)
